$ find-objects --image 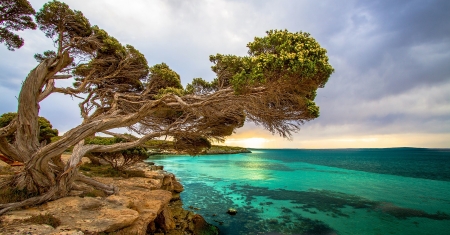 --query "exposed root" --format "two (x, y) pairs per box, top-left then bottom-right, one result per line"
(0, 187), (58, 216)
(75, 174), (118, 195)
(0, 174), (118, 216)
